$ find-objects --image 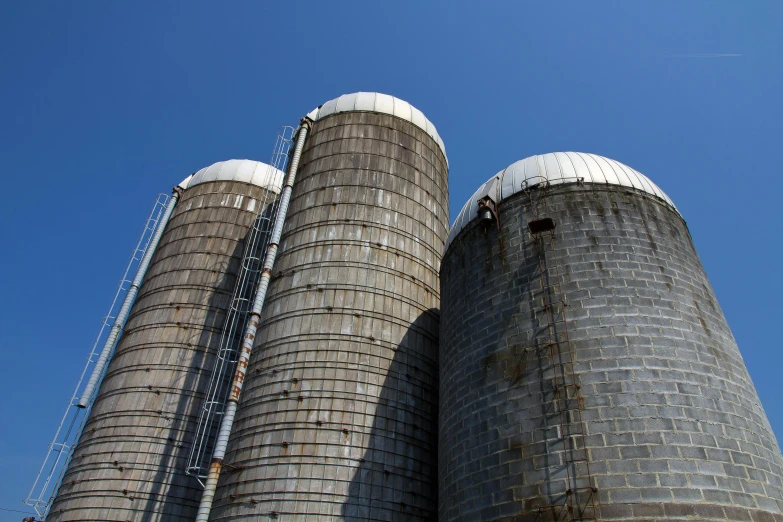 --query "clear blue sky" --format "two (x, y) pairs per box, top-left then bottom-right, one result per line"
(1, 2), (781, 519)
